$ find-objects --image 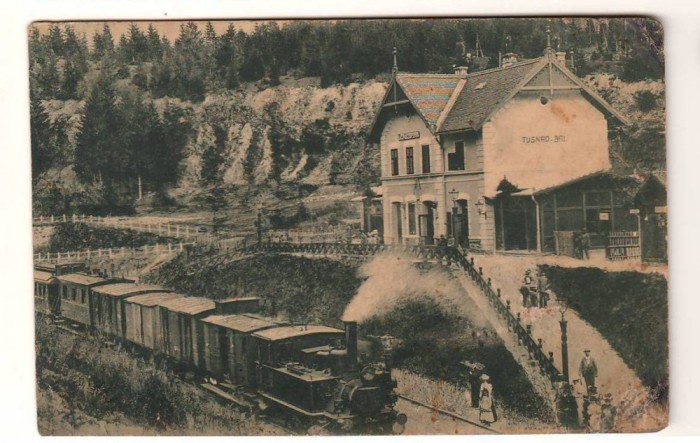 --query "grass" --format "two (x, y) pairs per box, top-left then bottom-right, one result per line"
(35, 318), (279, 435)
(539, 265), (668, 403)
